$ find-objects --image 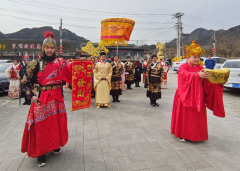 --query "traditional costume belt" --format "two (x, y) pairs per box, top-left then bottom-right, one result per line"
(151, 74), (160, 77)
(37, 84), (62, 91)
